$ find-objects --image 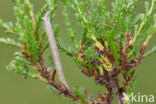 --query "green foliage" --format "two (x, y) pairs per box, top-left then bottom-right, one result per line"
(0, 0), (58, 77)
(0, 0), (156, 104)
(56, 38), (74, 56)
(47, 85), (57, 94)
(46, 0), (57, 22)
(62, 0), (156, 102)
(127, 76), (137, 94)
(7, 52), (32, 78)
(48, 55), (55, 68)
(145, 46), (156, 57)
(63, 0), (156, 69)
(0, 38), (20, 47)
(73, 87), (87, 104)
(62, 0), (78, 48)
